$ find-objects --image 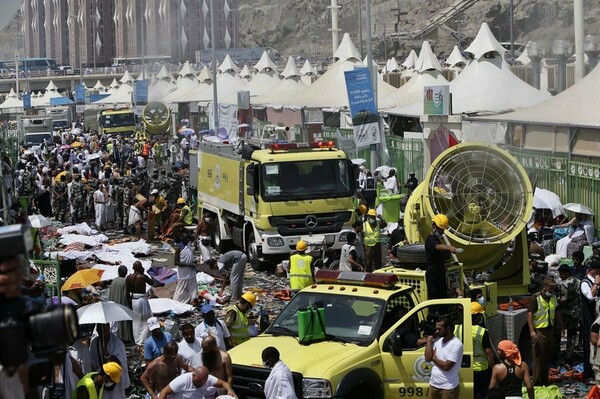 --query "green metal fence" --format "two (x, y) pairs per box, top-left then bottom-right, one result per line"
(506, 146), (600, 236)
